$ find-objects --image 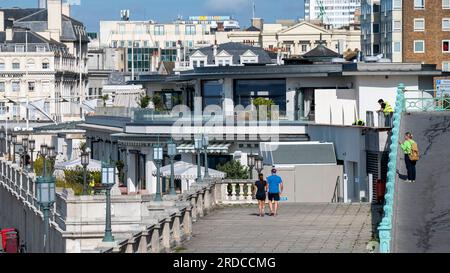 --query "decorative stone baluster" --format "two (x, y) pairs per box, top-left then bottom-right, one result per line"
(173, 213), (182, 246)
(150, 224), (161, 253)
(138, 229), (149, 253)
(247, 183), (253, 201)
(239, 183), (245, 200)
(183, 207), (192, 240)
(221, 183), (229, 201)
(162, 218), (171, 251)
(231, 183), (237, 201)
